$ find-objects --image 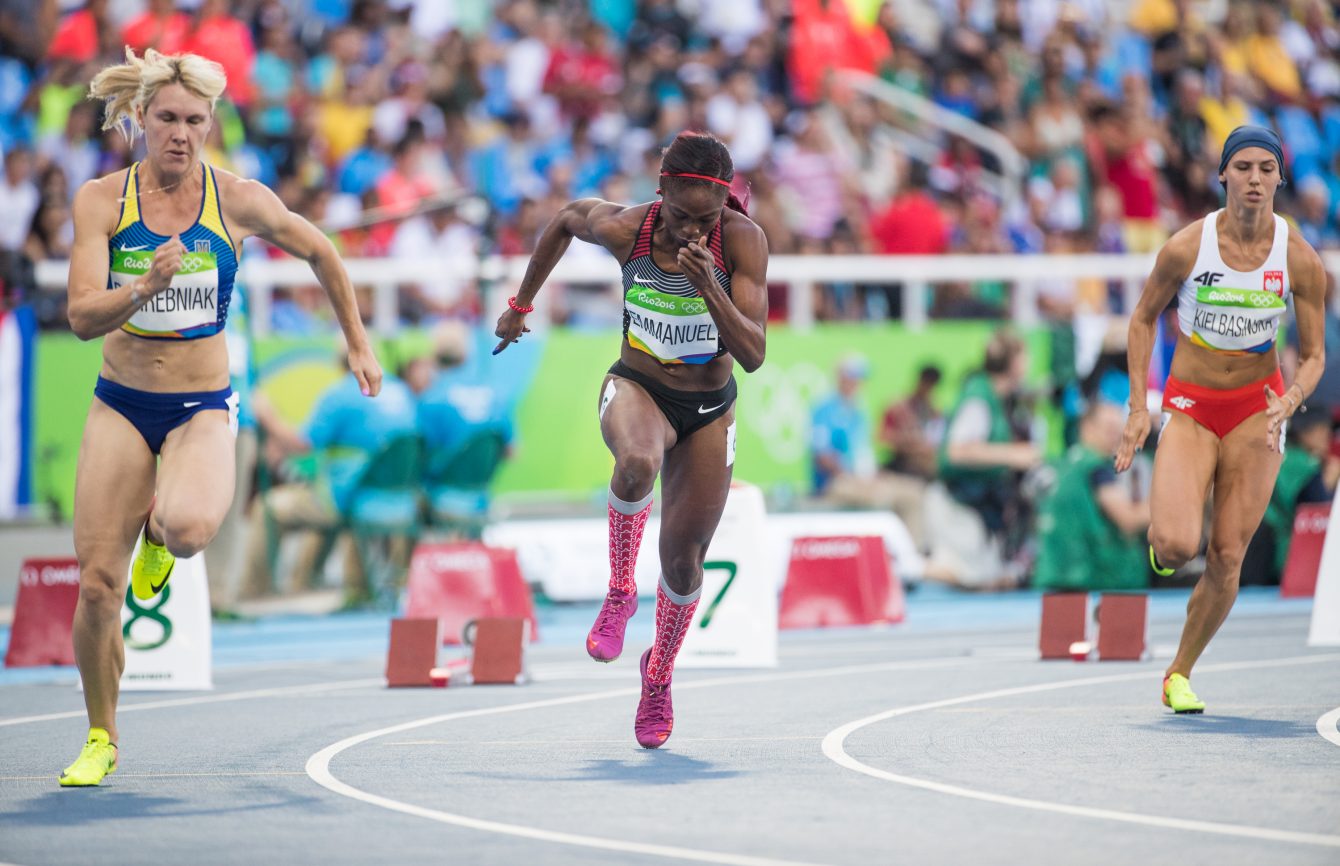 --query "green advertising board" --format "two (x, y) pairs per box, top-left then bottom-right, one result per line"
(32, 323), (1052, 518)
